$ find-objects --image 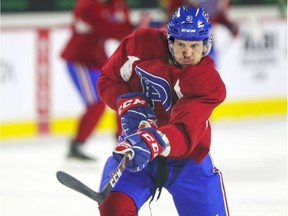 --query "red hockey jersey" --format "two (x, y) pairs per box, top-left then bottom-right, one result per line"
(61, 0), (133, 69)
(98, 28), (226, 162)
